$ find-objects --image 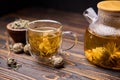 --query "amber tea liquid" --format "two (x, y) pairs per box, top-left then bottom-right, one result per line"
(28, 27), (62, 59)
(84, 28), (120, 69)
